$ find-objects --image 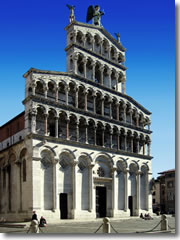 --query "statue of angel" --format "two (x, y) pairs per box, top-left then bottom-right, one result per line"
(66, 4), (75, 23)
(86, 5), (104, 26)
